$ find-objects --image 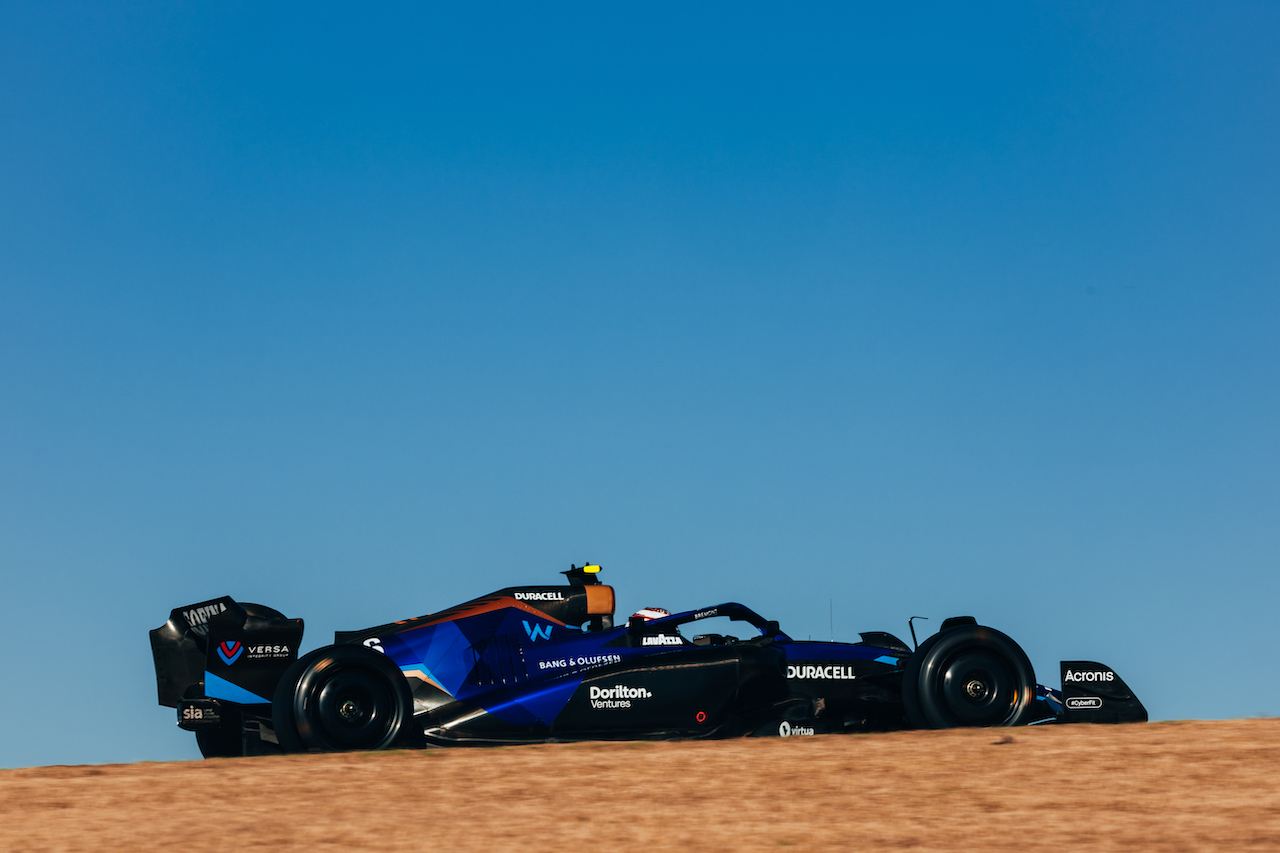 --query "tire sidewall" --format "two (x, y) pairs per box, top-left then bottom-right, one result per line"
(271, 653), (312, 753)
(272, 644), (413, 752)
(902, 625), (1035, 729)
